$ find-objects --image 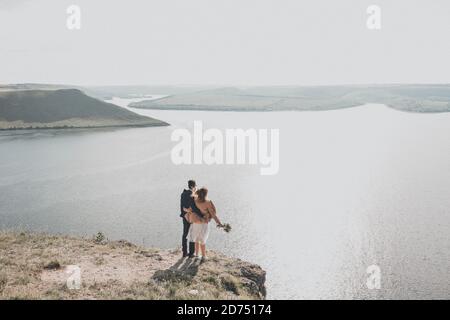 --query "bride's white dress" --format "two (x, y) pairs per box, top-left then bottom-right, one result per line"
(187, 222), (209, 244)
